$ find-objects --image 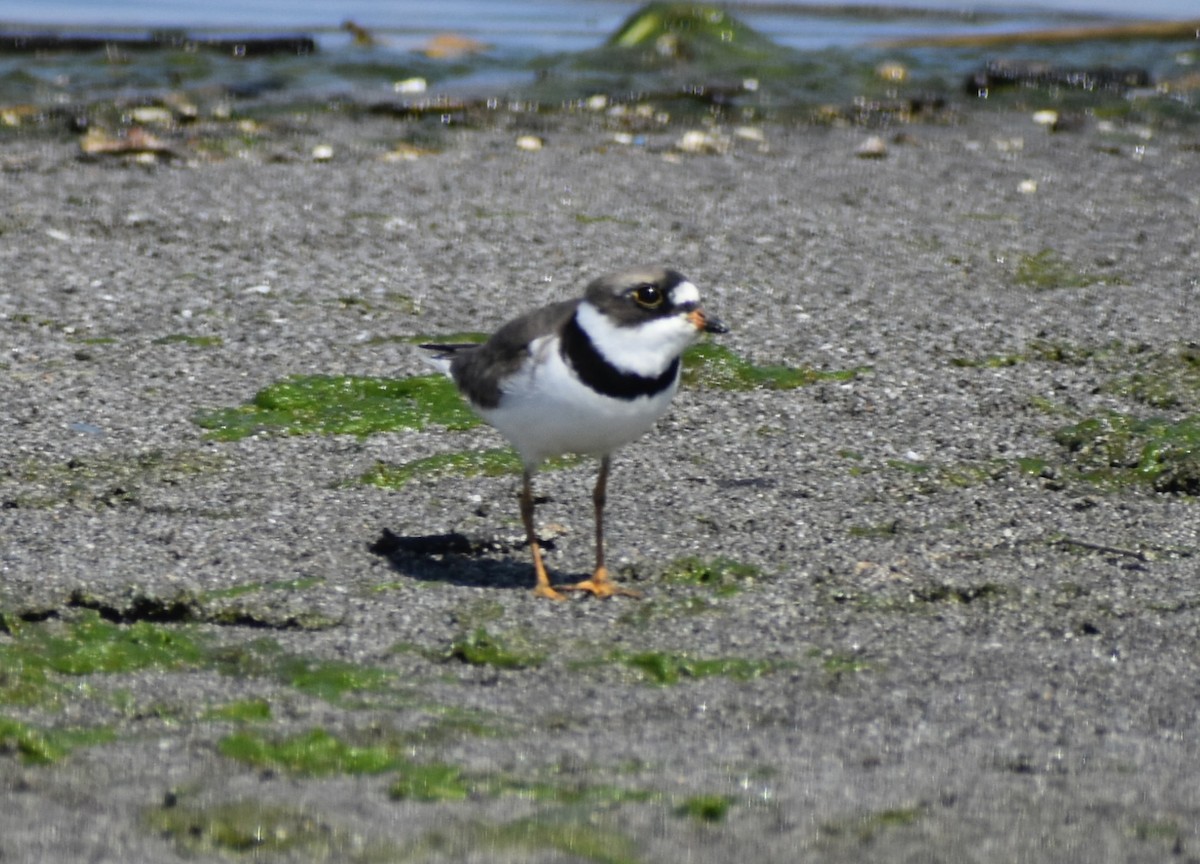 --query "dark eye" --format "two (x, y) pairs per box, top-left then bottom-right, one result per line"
(631, 283), (664, 309)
